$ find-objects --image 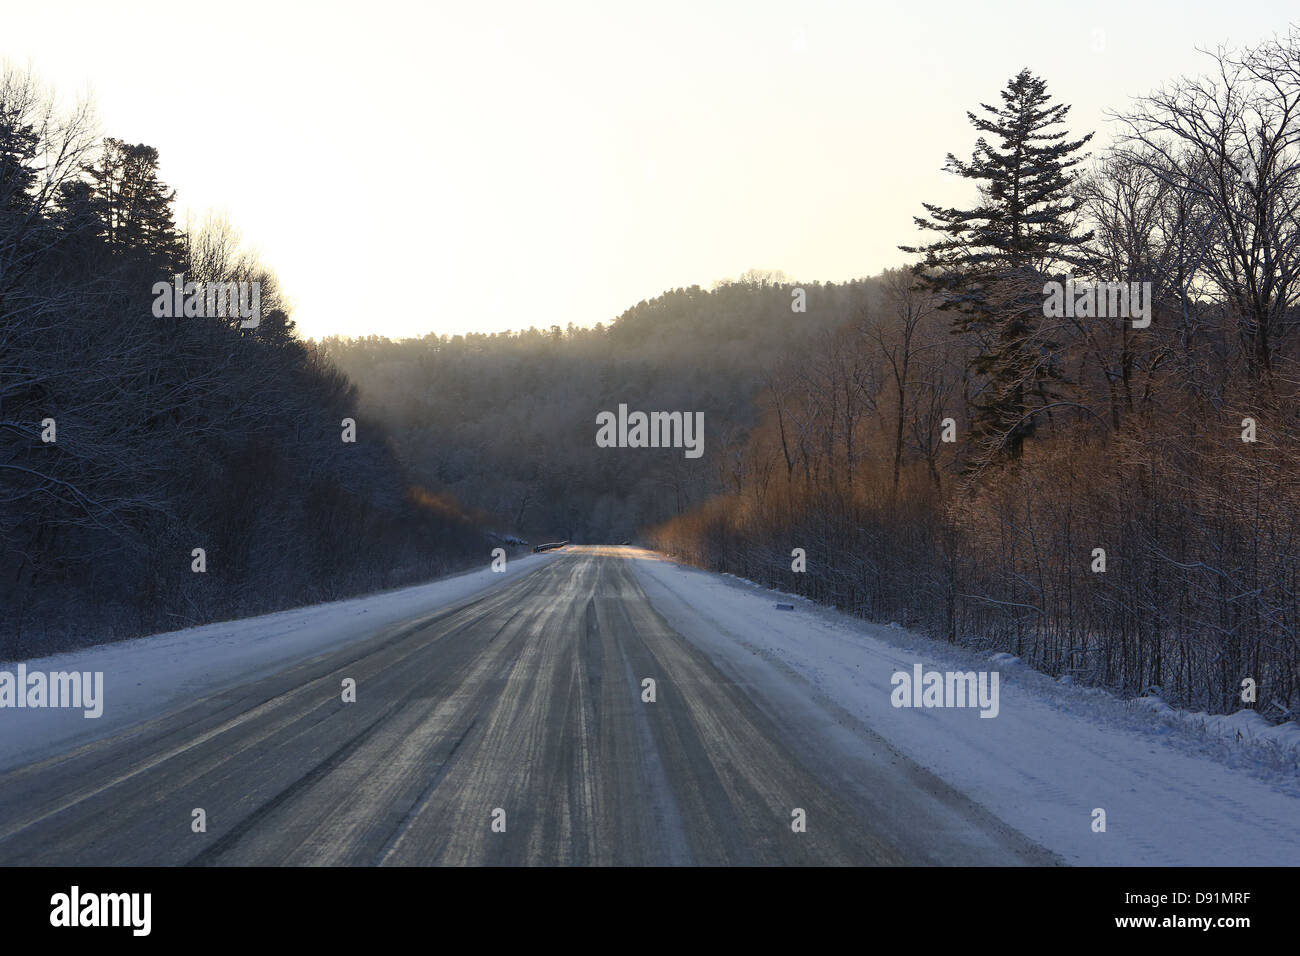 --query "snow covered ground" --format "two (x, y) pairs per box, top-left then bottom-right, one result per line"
(631, 551), (1300, 866)
(5, 544), (1295, 866)
(0, 551), (560, 772)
